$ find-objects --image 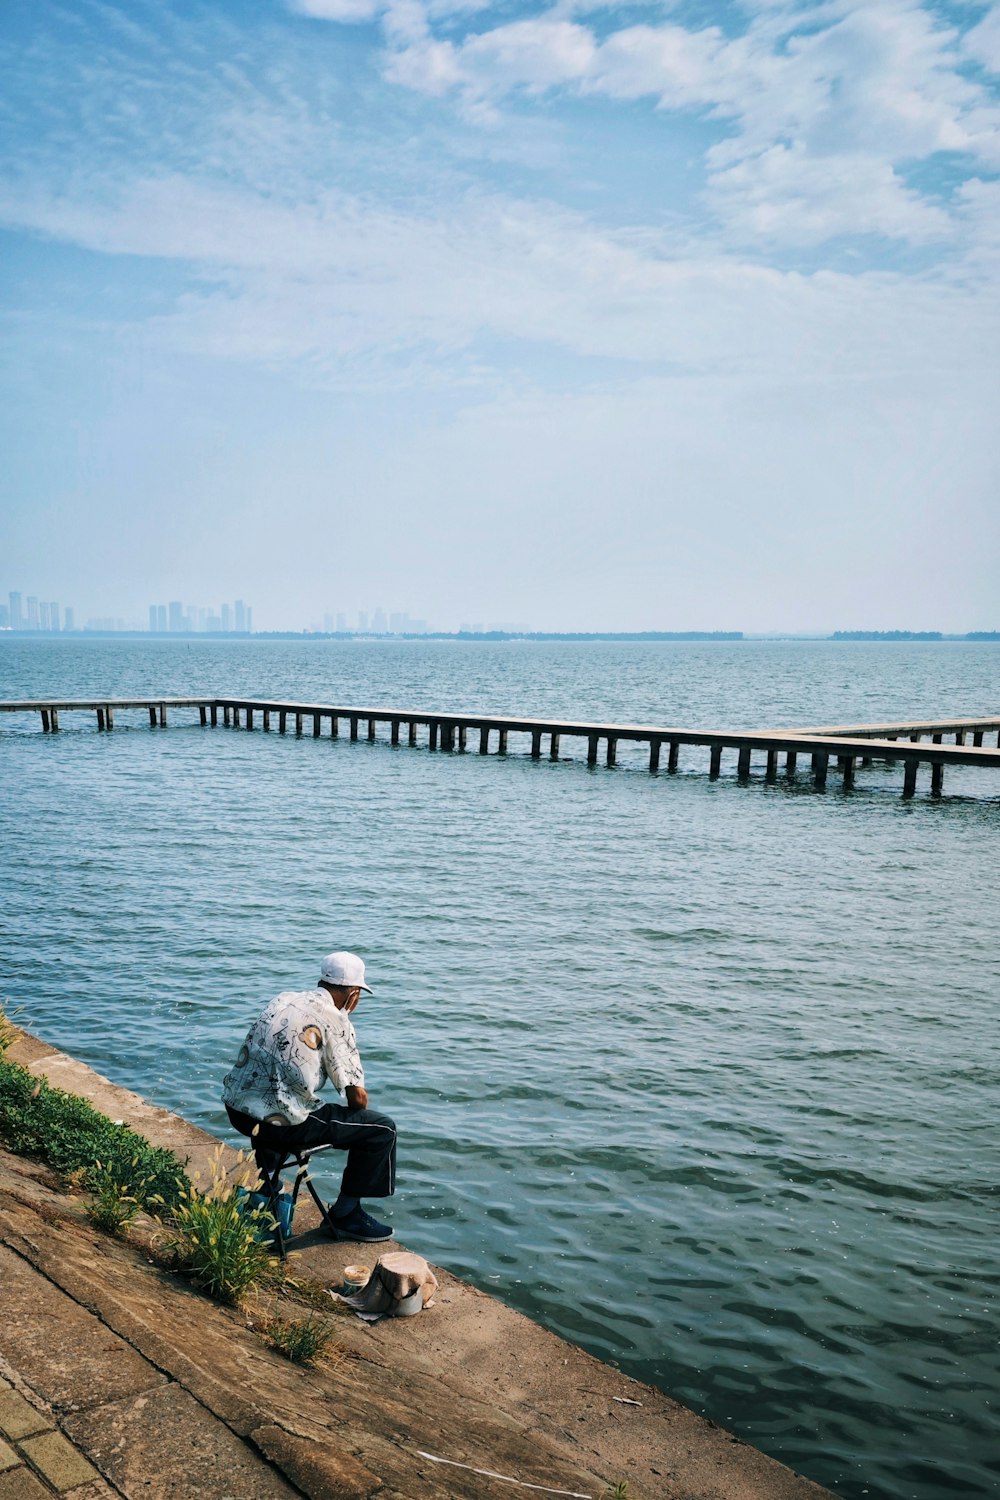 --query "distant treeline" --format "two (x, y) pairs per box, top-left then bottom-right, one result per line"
(831, 631), (1000, 641)
(252, 629), (746, 642)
